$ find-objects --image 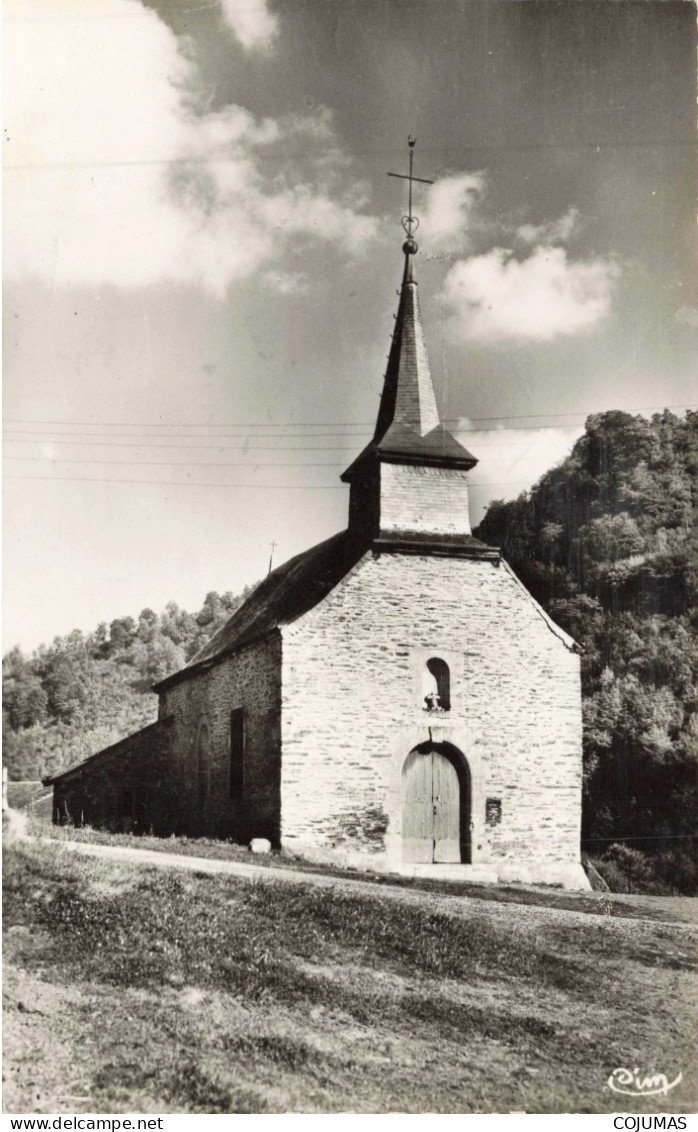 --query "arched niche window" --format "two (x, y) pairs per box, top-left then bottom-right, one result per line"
(198, 723), (210, 810)
(422, 657), (451, 712)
